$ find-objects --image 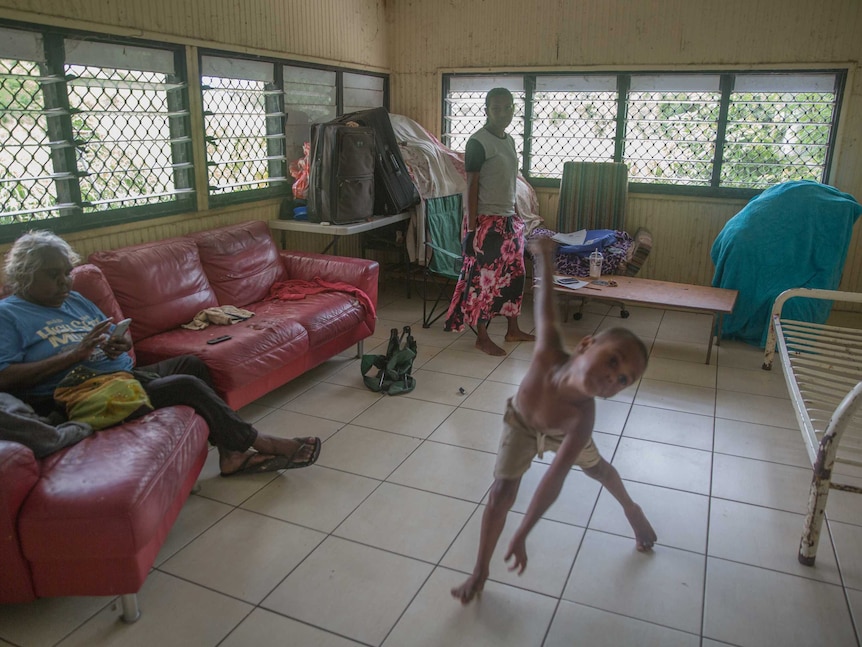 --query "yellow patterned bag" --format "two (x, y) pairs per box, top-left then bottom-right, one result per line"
(54, 367), (153, 430)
